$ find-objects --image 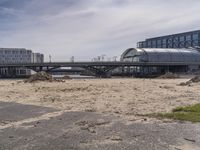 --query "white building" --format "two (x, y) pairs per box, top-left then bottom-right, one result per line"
(31, 53), (44, 63)
(0, 48), (44, 77)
